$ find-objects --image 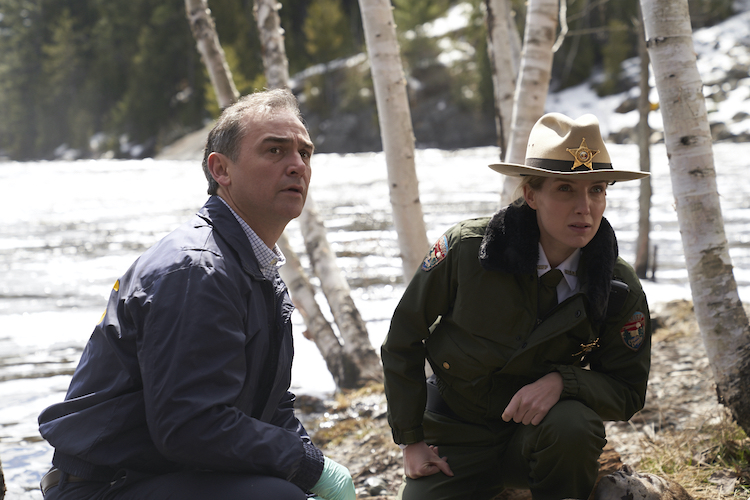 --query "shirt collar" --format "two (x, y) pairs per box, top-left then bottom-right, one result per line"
(217, 197), (286, 281)
(537, 244), (581, 300)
